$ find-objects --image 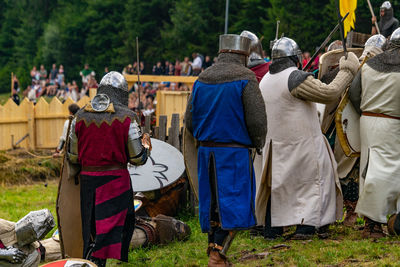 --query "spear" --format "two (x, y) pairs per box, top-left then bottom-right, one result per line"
(336, 0), (348, 59)
(303, 12), (349, 71)
(136, 36), (142, 118)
